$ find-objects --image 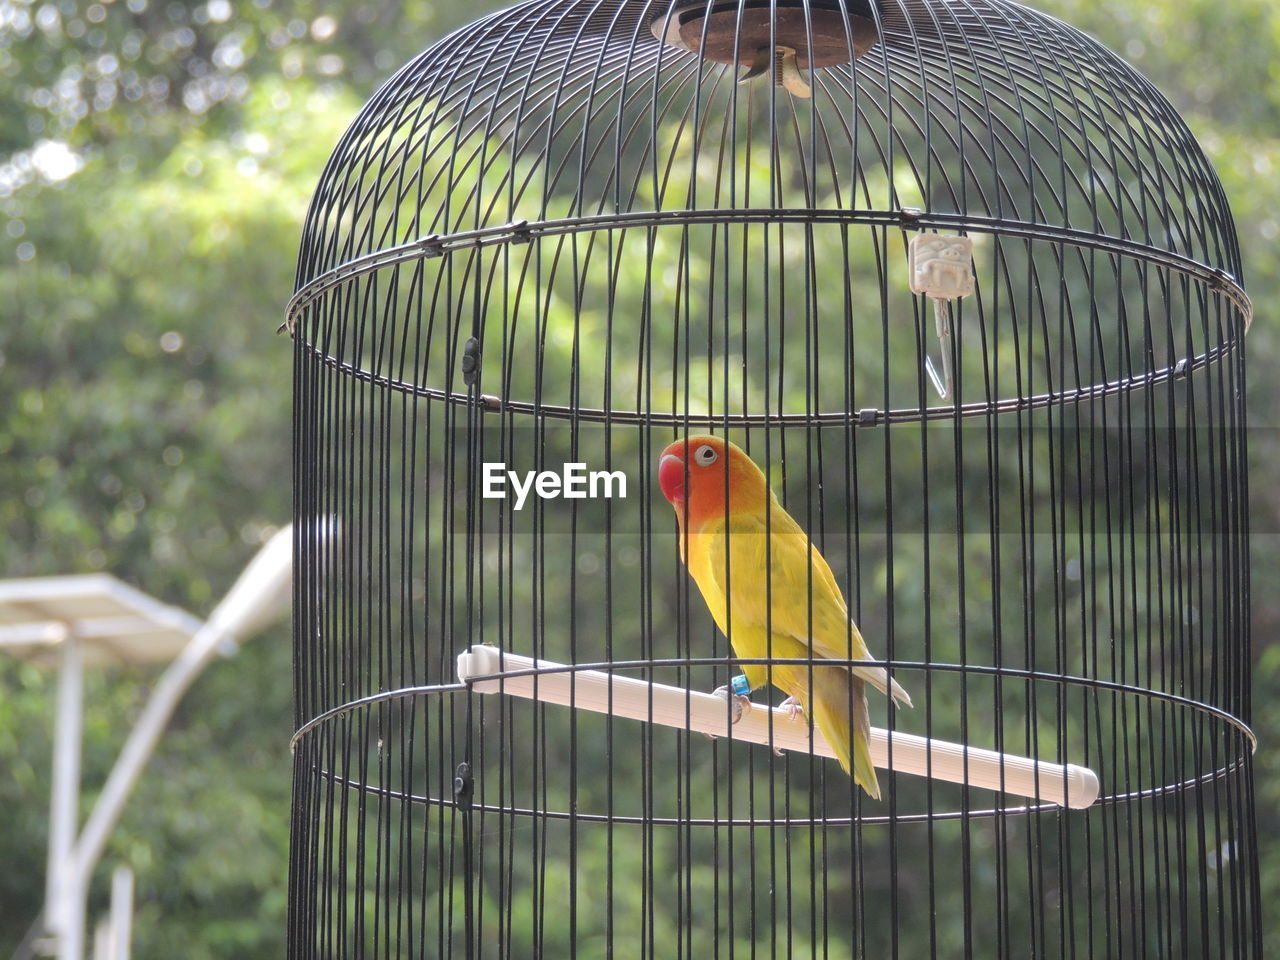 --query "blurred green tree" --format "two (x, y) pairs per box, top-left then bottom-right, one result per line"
(1, 0), (1275, 957)
(0, 0), (508, 954)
